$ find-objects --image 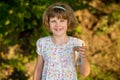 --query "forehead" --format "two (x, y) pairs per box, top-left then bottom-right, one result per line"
(49, 13), (67, 20)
